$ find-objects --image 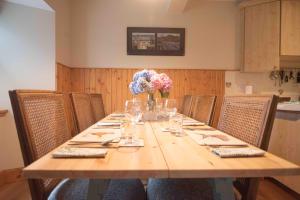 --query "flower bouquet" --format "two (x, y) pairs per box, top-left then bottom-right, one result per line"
(129, 69), (172, 112)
